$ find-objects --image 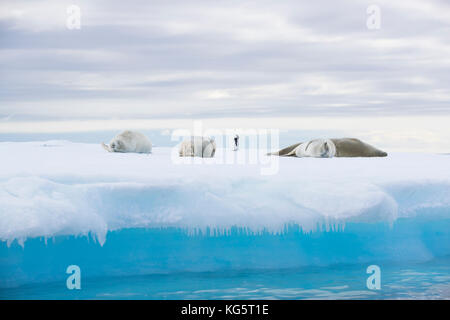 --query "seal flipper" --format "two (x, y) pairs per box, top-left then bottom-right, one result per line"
(267, 142), (302, 156)
(101, 142), (112, 152)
